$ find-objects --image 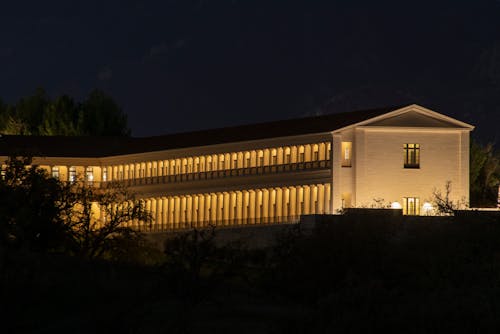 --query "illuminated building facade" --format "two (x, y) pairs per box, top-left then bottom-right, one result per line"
(0, 104), (474, 230)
